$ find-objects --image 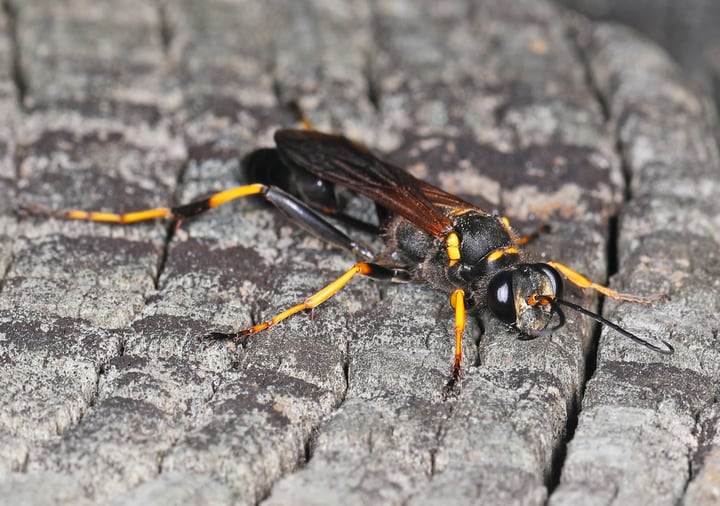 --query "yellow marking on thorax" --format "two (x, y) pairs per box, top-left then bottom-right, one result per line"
(446, 232), (461, 266)
(449, 208), (475, 217)
(486, 247), (519, 263)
